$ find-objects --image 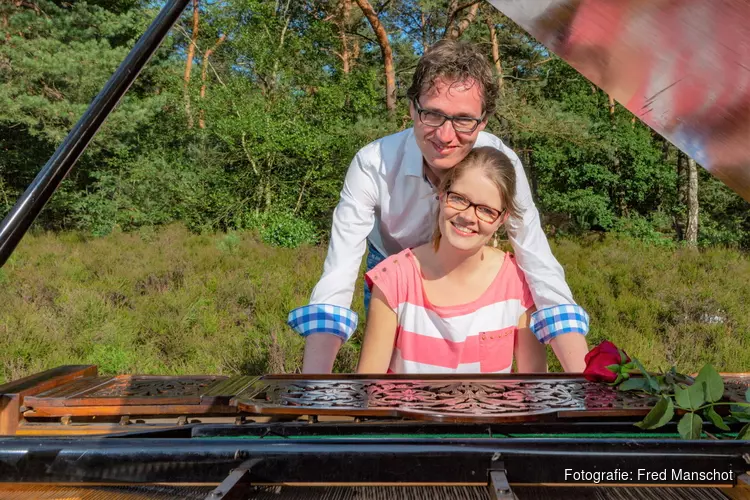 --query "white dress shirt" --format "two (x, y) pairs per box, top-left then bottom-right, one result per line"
(309, 128), (576, 313)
